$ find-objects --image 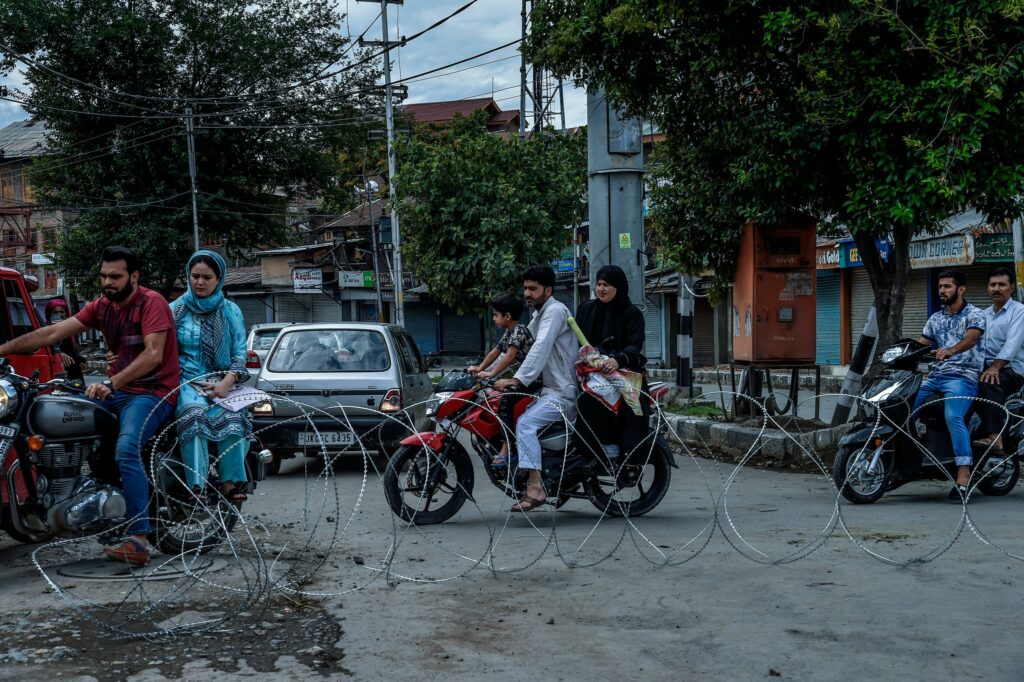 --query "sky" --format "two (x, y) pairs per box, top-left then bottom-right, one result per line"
(0, 0), (588, 130)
